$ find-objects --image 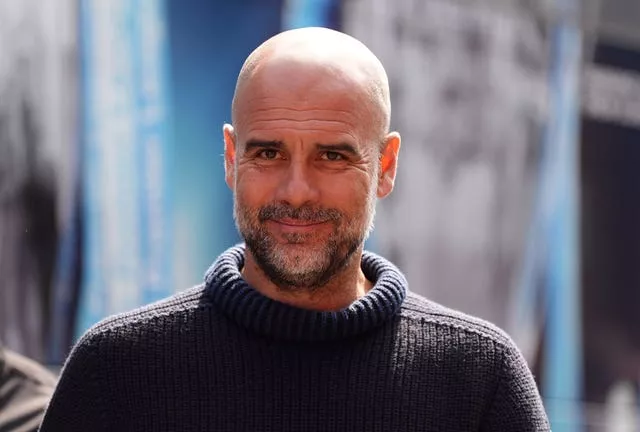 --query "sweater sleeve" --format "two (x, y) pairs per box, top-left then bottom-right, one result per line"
(480, 342), (551, 432)
(39, 335), (112, 431)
